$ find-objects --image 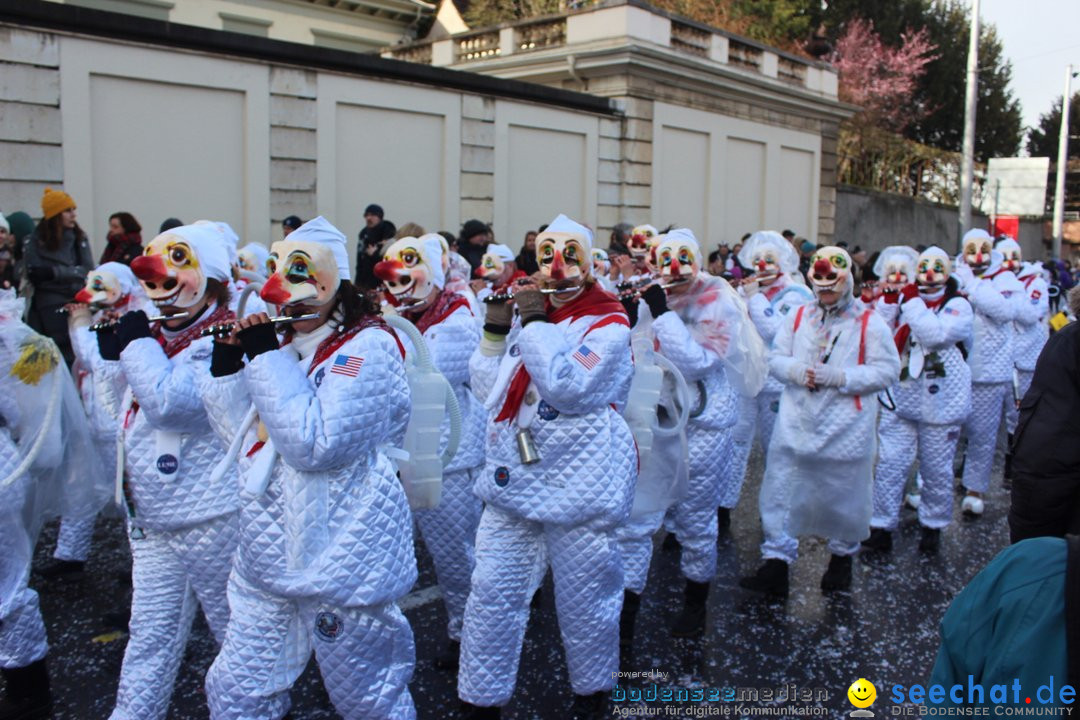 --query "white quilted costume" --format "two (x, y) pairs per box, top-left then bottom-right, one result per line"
(459, 215), (635, 710)
(203, 217), (418, 719)
(999, 240), (1048, 429)
(870, 247), (973, 535)
(107, 225), (241, 720)
(754, 247), (900, 568)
